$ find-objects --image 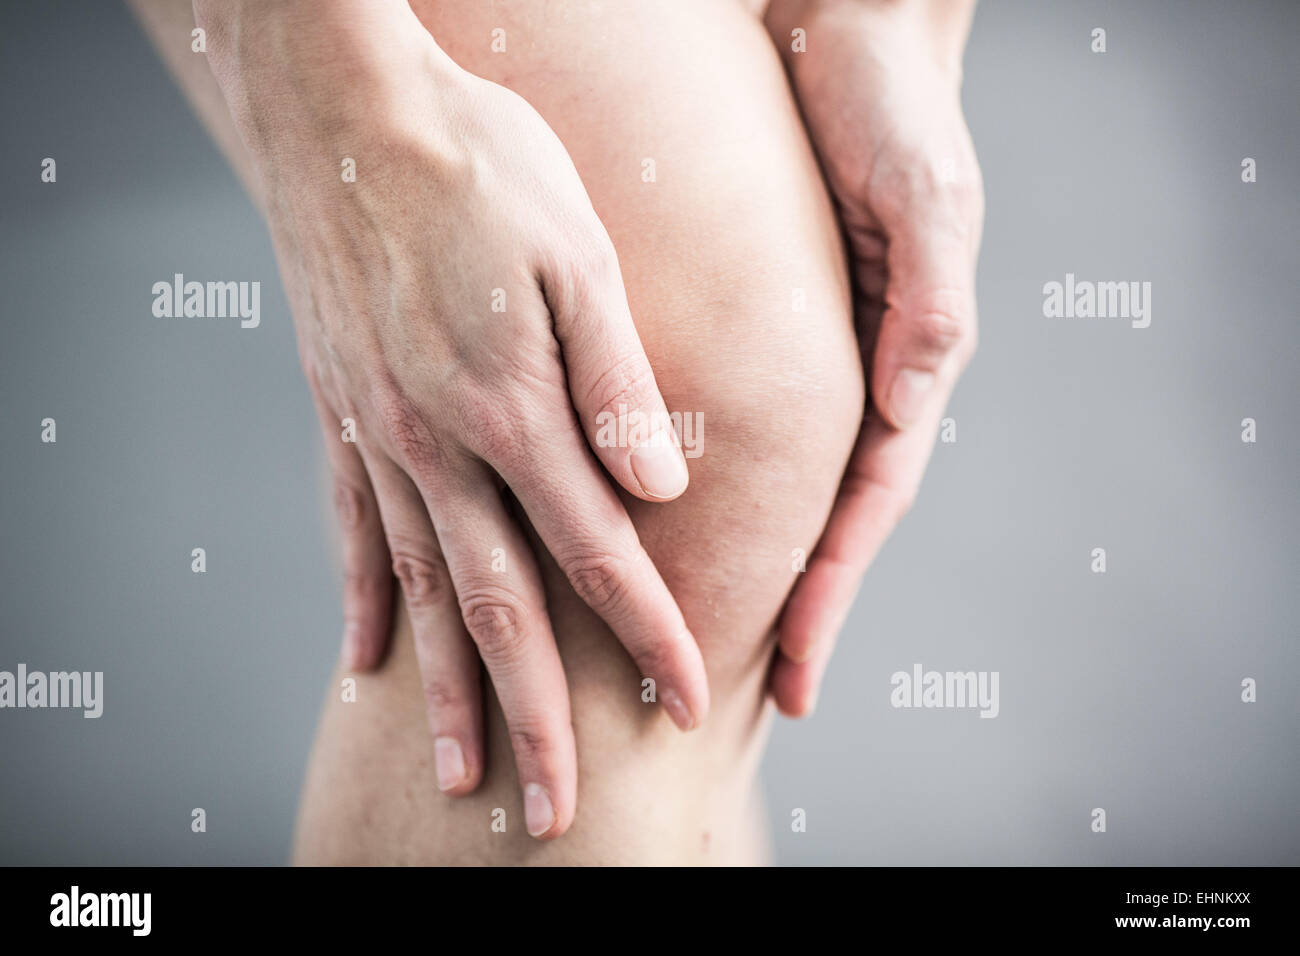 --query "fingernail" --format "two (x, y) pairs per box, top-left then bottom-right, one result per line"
(888, 369), (936, 427)
(524, 783), (555, 837)
(341, 622), (361, 669)
(434, 737), (466, 792)
(630, 430), (689, 499)
(660, 687), (696, 732)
